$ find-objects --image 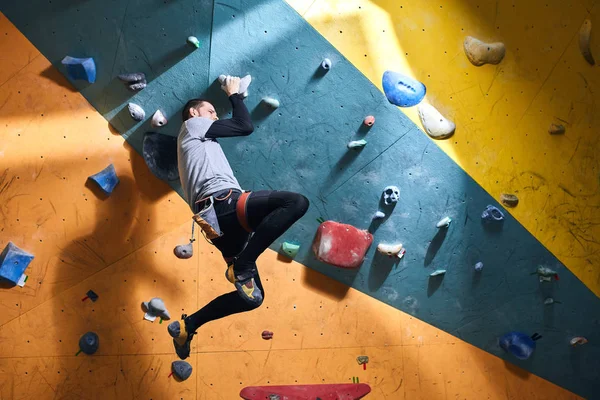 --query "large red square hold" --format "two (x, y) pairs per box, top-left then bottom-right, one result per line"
(312, 221), (373, 269)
